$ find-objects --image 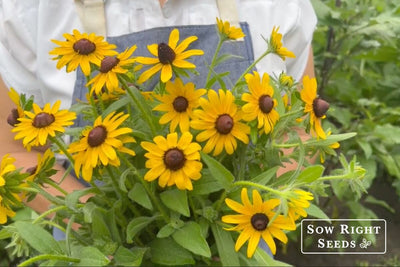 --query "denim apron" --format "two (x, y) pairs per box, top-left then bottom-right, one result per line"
(67, 1), (272, 257)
